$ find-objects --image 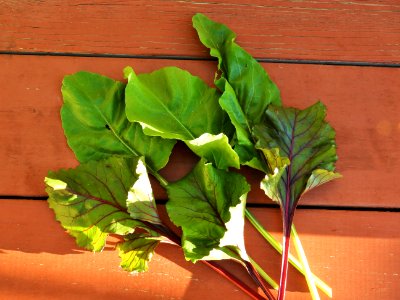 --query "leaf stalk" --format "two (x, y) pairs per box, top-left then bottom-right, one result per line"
(147, 221), (266, 300)
(291, 225), (320, 300)
(245, 209), (332, 297)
